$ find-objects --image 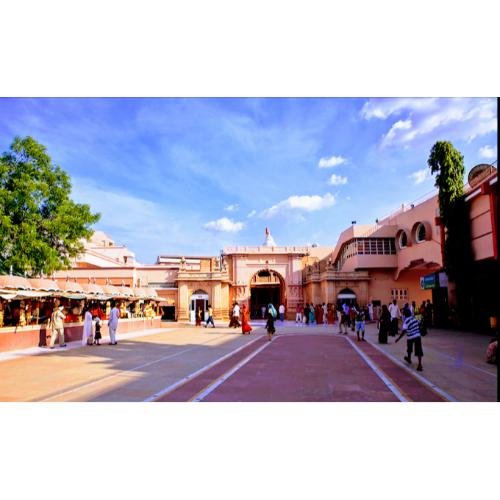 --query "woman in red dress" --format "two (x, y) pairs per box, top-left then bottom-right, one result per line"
(241, 303), (252, 335)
